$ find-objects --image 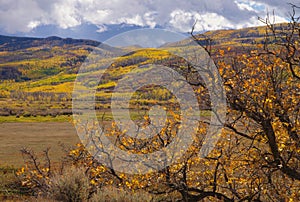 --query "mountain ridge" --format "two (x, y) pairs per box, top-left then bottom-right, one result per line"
(0, 34), (101, 51)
